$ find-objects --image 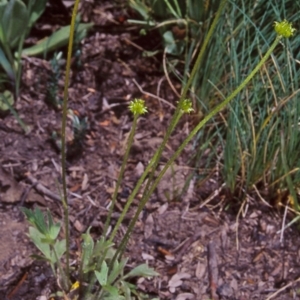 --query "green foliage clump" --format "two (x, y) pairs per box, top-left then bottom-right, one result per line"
(129, 0), (300, 209)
